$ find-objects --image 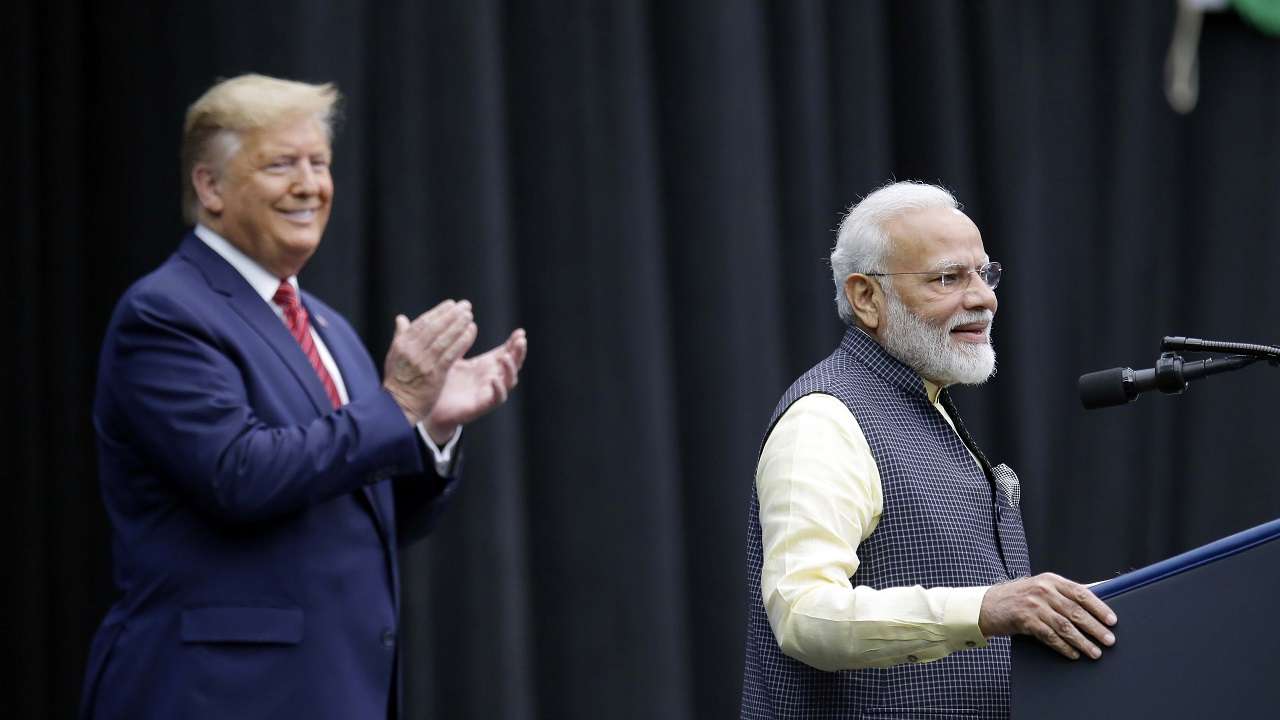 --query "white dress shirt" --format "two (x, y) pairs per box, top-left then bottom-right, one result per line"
(195, 224), (459, 475)
(755, 384), (990, 672)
